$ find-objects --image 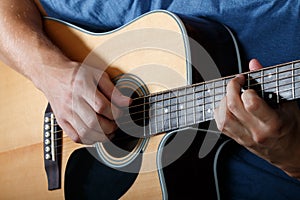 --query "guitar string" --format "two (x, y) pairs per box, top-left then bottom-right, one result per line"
(43, 130), (91, 154)
(43, 131), (128, 156)
(46, 75), (300, 133)
(119, 73), (300, 123)
(44, 64), (300, 127)
(117, 82), (298, 130)
(48, 80), (299, 140)
(44, 129), (125, 145)
(127, 62), (300, 105)
(46, 85), (300, 155)
(43, 63), (300, 156)
(121, 65), (300, 117)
